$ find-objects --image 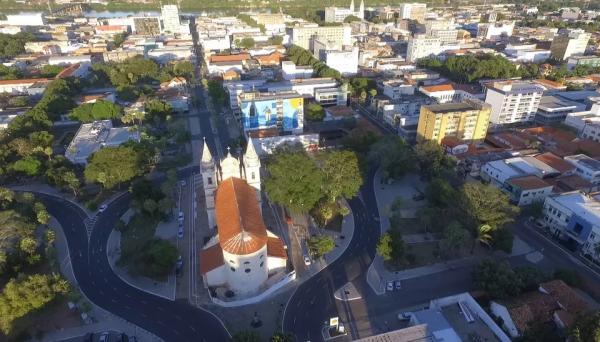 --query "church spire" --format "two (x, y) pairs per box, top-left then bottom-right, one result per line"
(244, 137), (260, 167)
(201, 137), (214, 170)
(350, 0), (355, 12)
(358, 0), (364, 19)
